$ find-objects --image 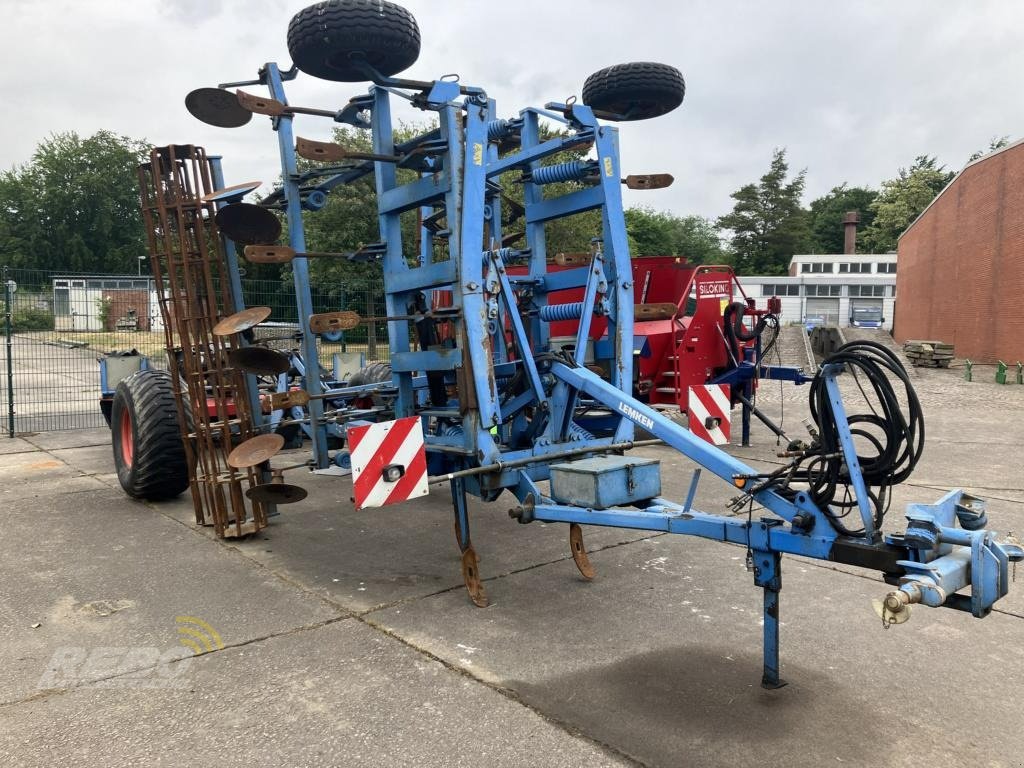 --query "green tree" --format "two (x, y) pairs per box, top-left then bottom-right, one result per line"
(0, 131), (149, 272)
(807, 183), (877, 254)
(625, 207), (726, 262)
(968, 136), (1010, 163)
(862, 156), (954, 253)
(716, 148), (811, 275)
